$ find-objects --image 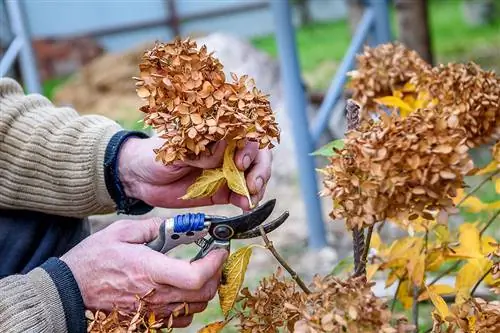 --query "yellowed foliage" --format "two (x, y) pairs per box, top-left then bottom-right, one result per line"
(374, 96), (414, 116)
(223, 141), (252, 208)
(396, 280), (414, 309)
(418, 284), (454, 301)
(366, 263), (381, 281)
(218, 245), (254, 316)
(427, 287), (450, 319)
(181, 168), (225, 199)
(197, 321), (228, 333)
(181, 141), (253, 206)
(408, 252), (426, 286)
